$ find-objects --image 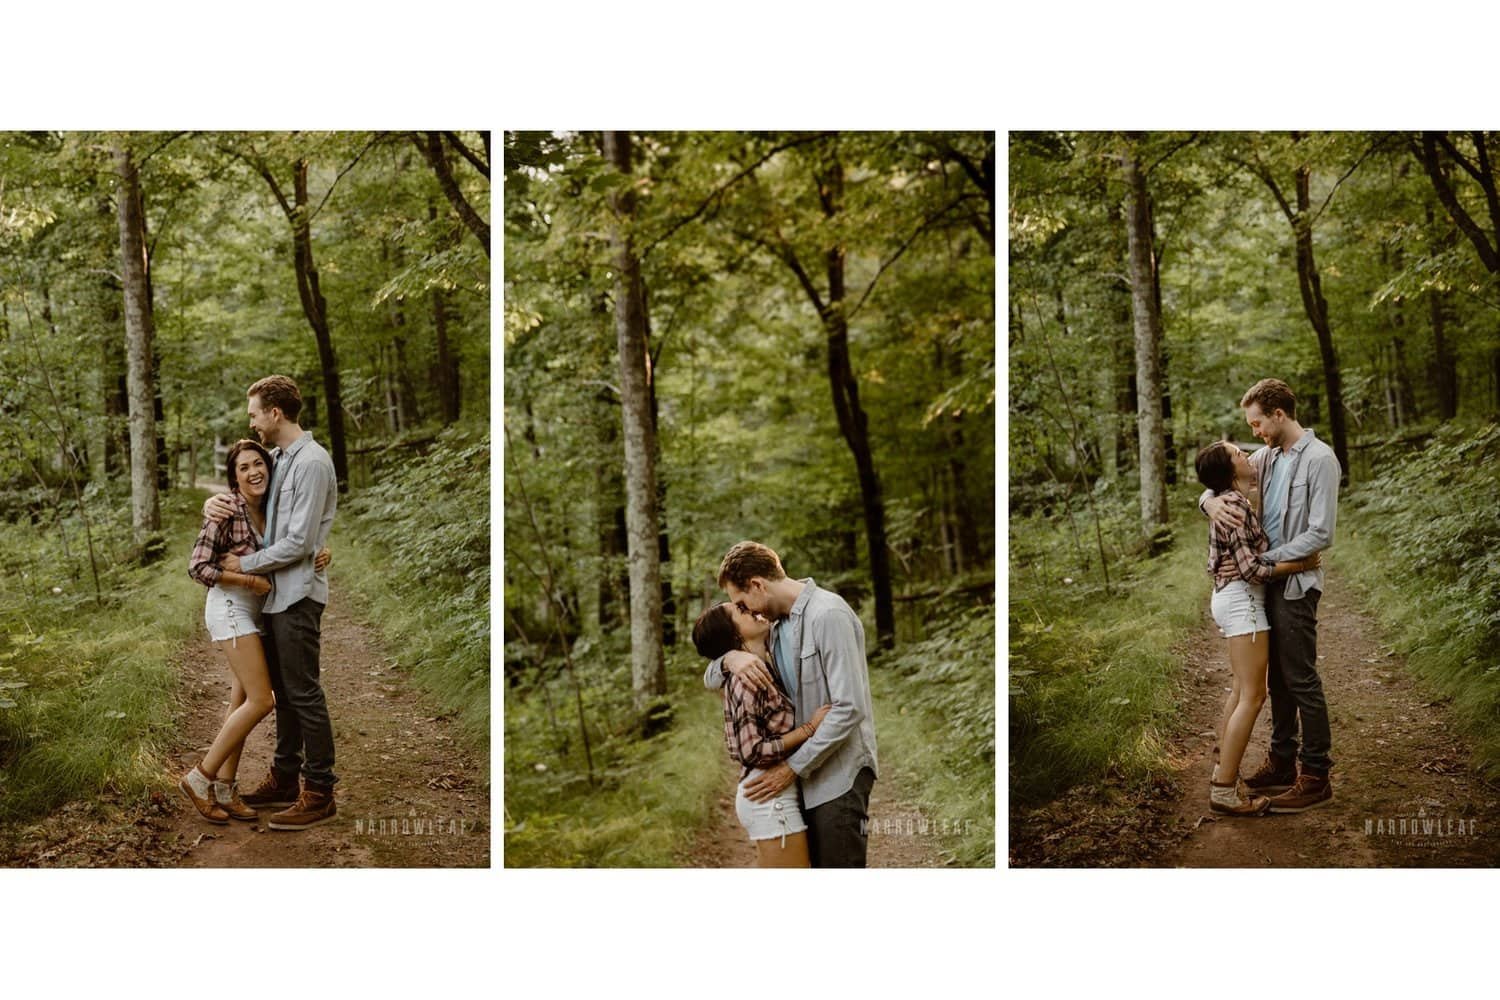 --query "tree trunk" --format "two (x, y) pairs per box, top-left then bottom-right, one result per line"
(288, 160), (351, 492)
(812, 151), (896, 649)
(114, 145), (161, 555)
(602, 131), (669, 734)
(428, 200), (461, 424)
(1122, 138), (1167, 531)
(1291, 161), (1351, 486)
